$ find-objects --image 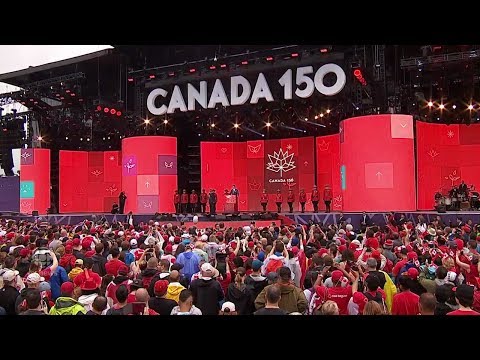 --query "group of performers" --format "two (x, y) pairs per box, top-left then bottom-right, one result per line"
(435, 180), (480, 211)
(173, 184), (334, 215)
